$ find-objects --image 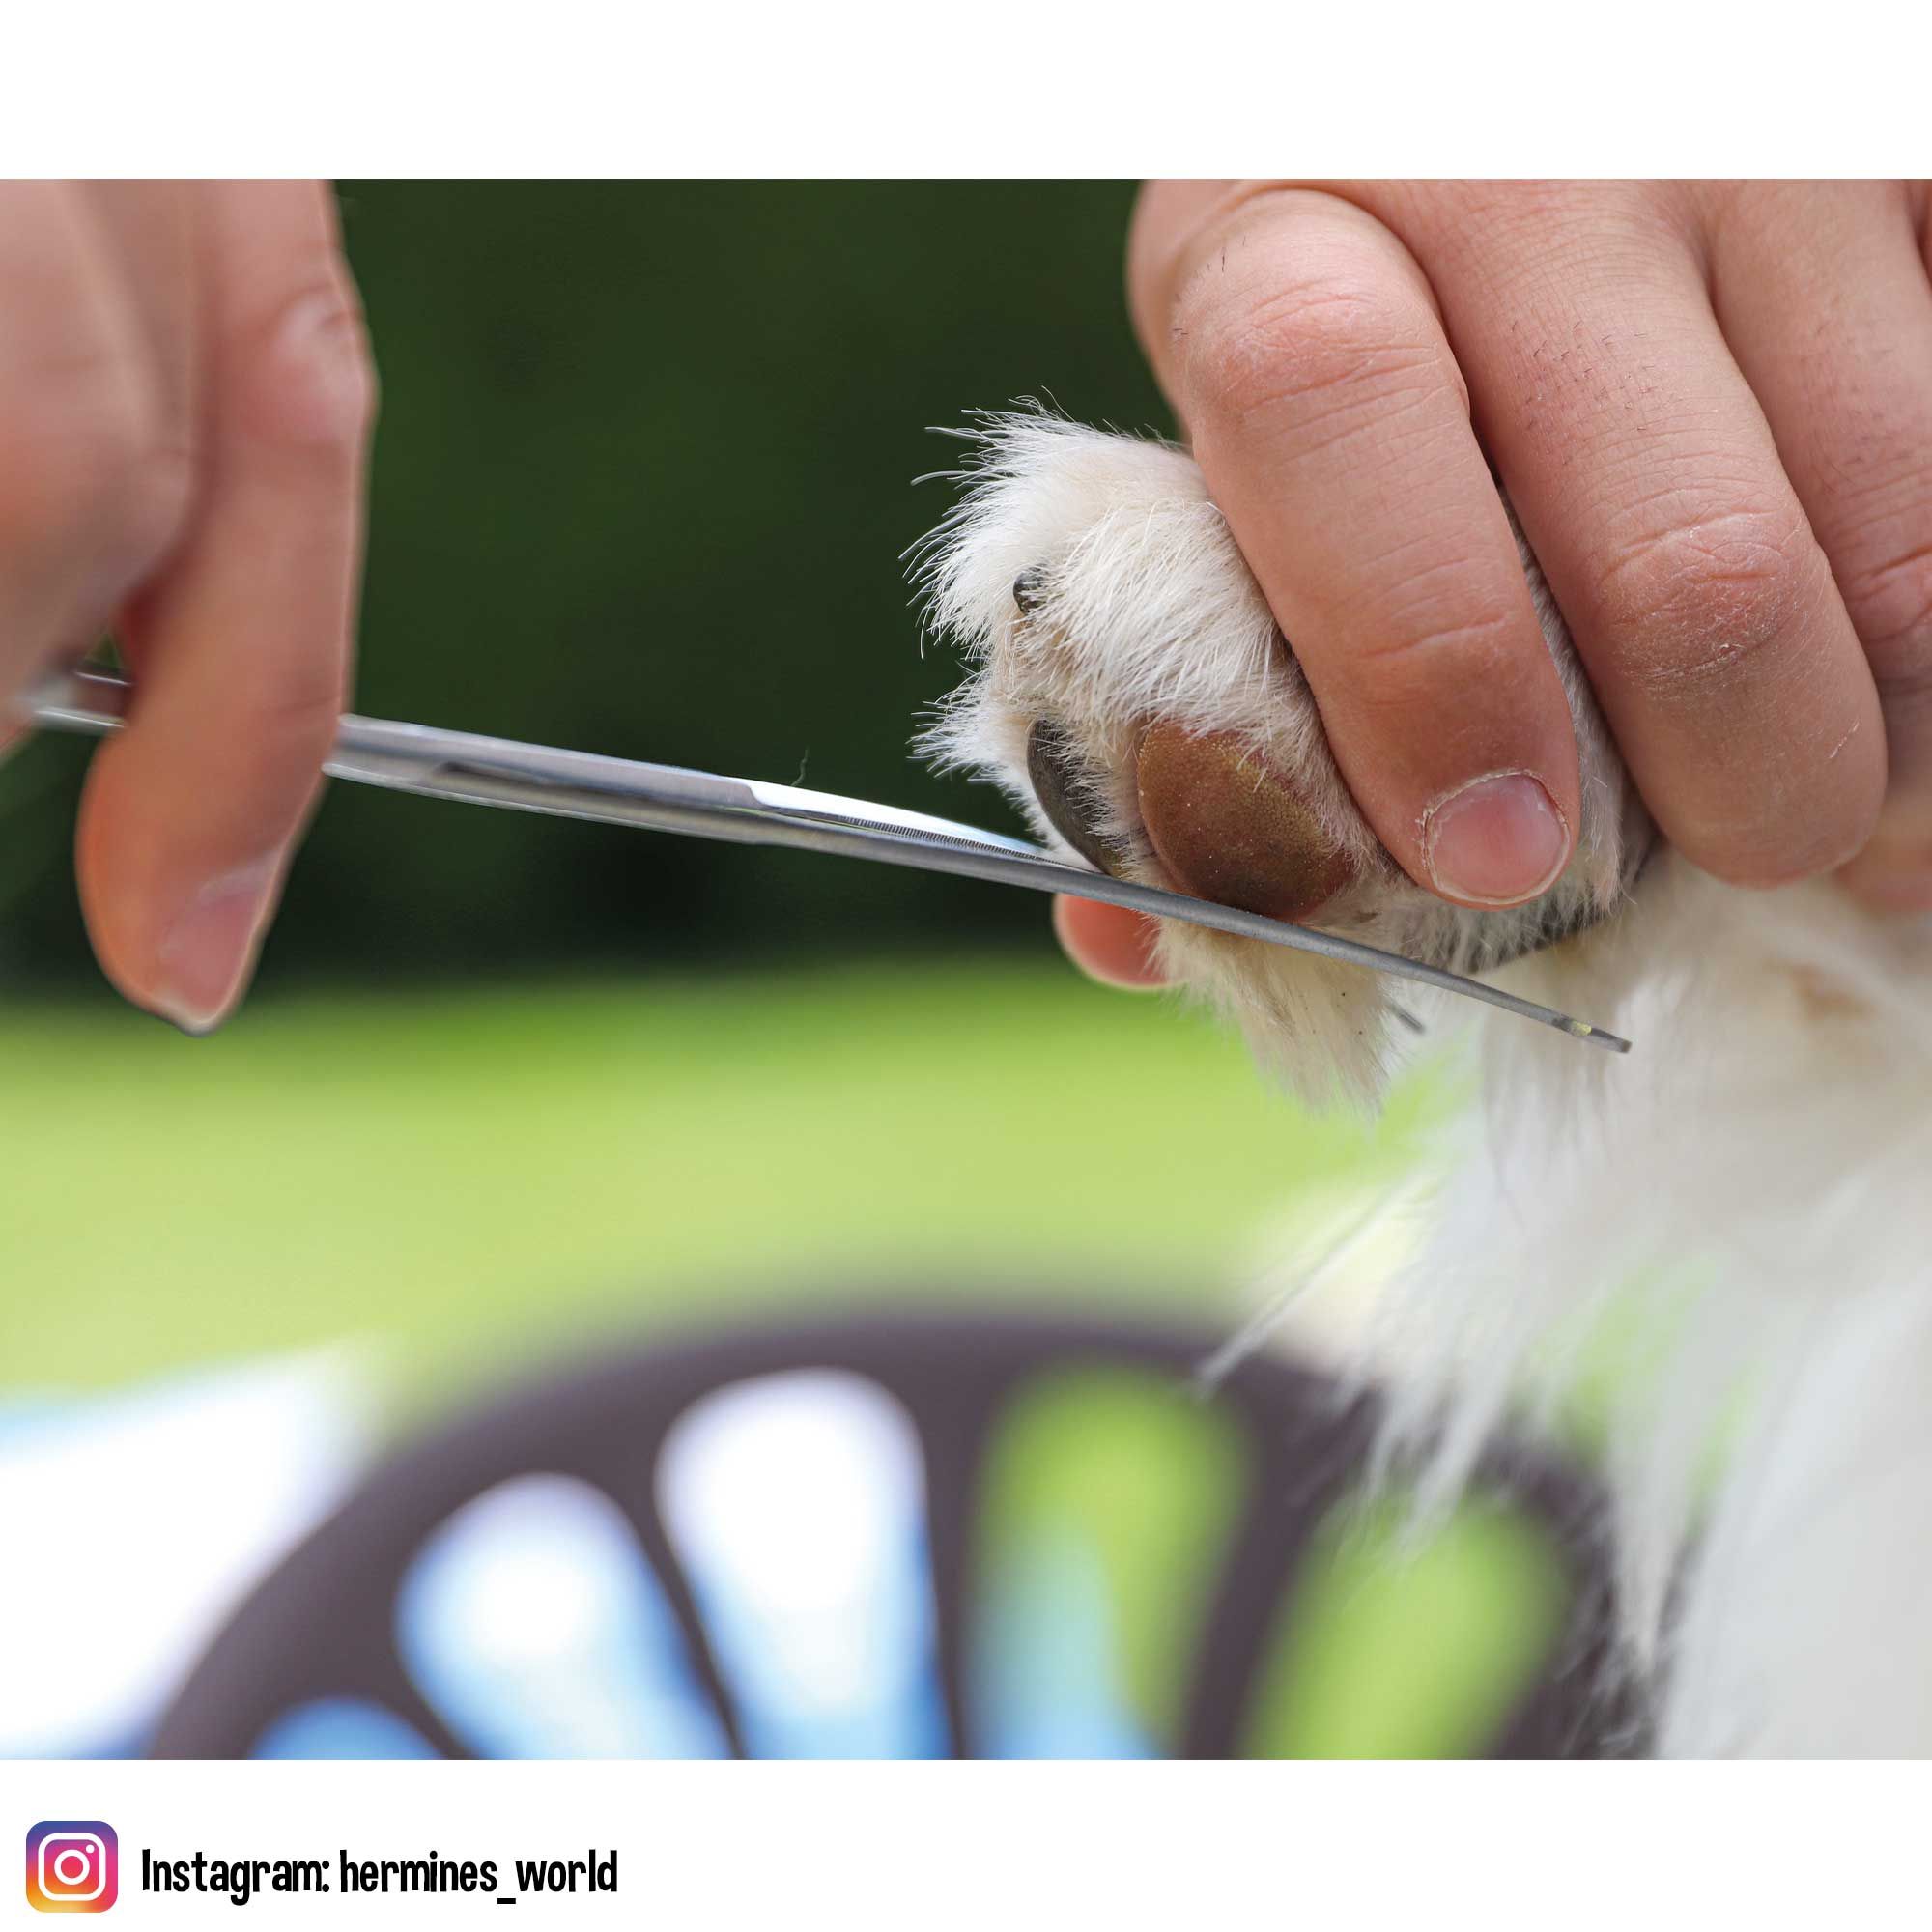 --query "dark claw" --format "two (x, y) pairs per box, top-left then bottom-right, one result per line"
(1026, 720), (1123, 876)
